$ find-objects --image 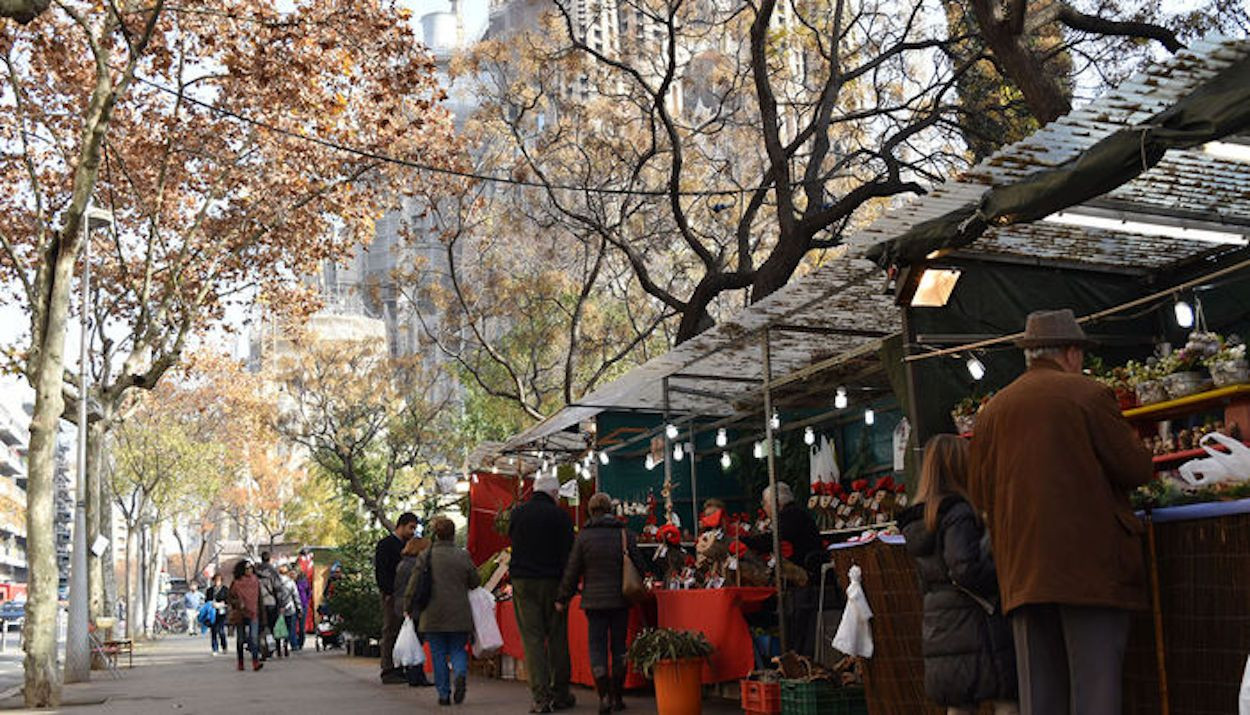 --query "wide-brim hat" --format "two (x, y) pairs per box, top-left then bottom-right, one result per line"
(1013, 309), (1096, 349)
